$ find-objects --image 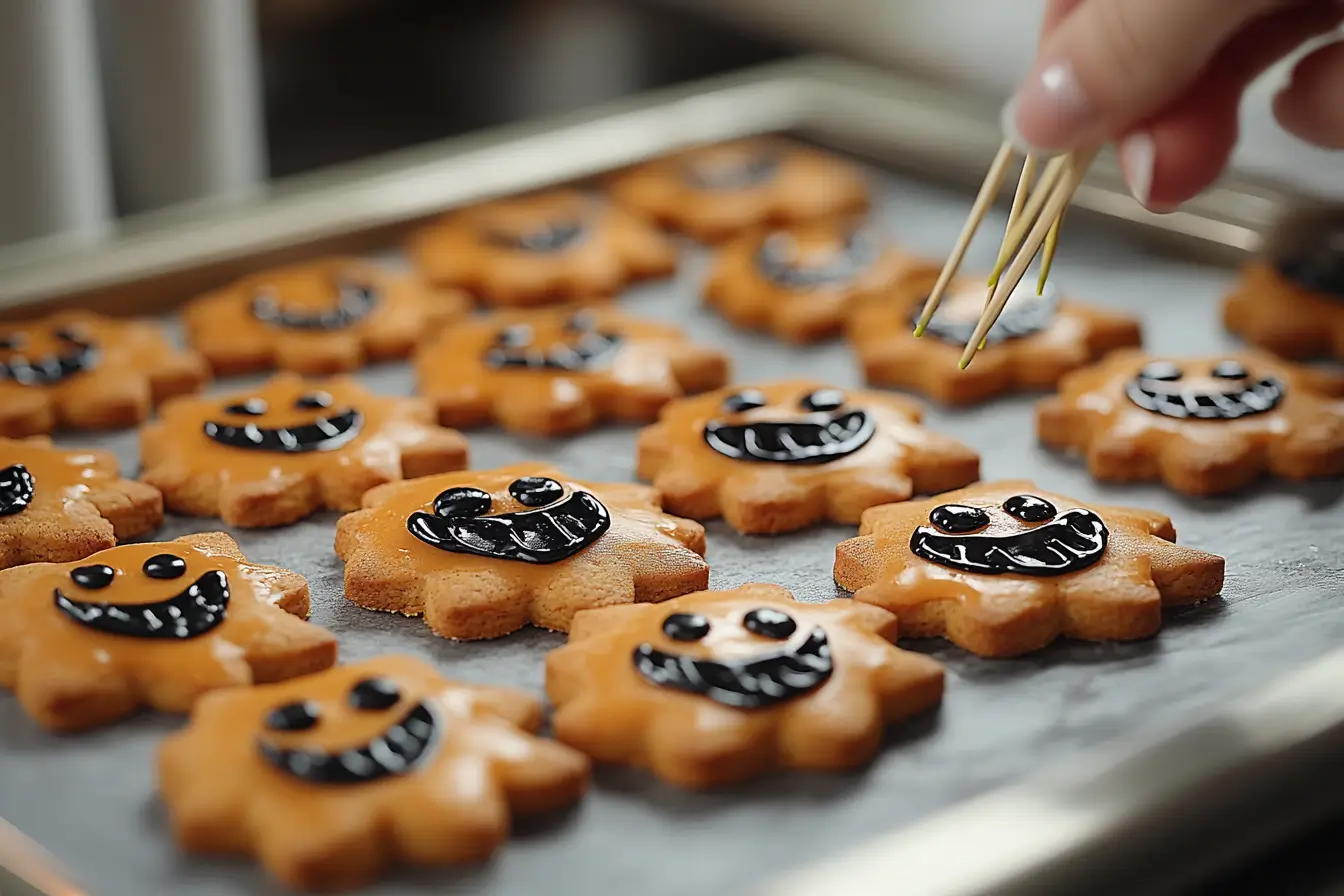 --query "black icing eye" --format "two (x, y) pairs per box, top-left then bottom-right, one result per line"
(929, 504), (989, 533)
(142, 553), (186, 580)
(224, 398), (268, 416)
(349, 677), (401, 711)
(294, 392), (333, 410)
(1211, 360), (1249, 380)
(801, 389), (845, 413)
(264, 700), (321, 732)
(508, 477), (563, 508)
(0, 334), (23, 350)
(662, 612), (711, 642)
(565, 311), (599, 333)
(497, 324), (533, 348)
(1138, 362), (1182, 382)
(433, 487), (492, 518)
(53, 327), (83, 343)
(743, 607), (797, 640)
(722, 390), (768, 414)
(70, 564), (116, 590)
(1003, 494), (1057, 523)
